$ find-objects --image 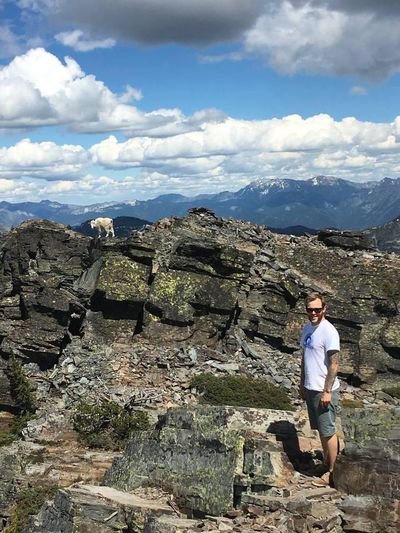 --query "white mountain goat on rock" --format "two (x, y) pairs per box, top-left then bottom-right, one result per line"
(90, 217), (115, 238)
